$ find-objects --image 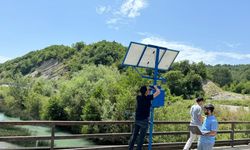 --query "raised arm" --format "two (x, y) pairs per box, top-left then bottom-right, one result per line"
(153, 85), (160, 98)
